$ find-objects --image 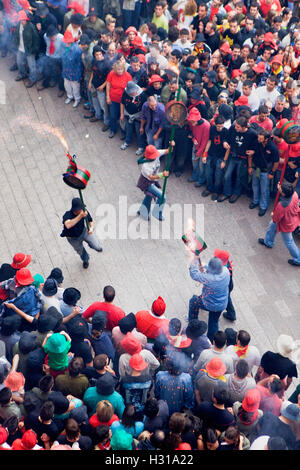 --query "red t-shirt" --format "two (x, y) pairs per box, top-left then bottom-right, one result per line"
(275, 140), (289, 170)
(106, 70), (132, 103)
(89, 413), (120, 428)
(82, 301), (125, 330)
(135, 310), (169, 340)
(249, 115), (273, 132)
